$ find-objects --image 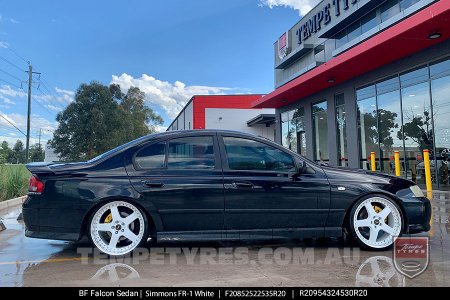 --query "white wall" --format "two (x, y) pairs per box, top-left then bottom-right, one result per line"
(184, 101), (193, 130)
(44, 144), (60, 162)
(205, 108), (275, 140)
